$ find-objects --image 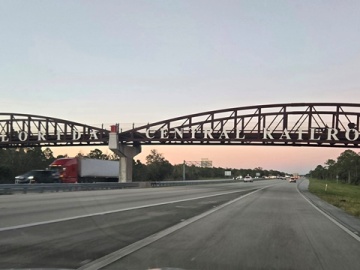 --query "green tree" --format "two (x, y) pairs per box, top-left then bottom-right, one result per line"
(336, 150), (360, 184)
(108, 153), (120, 161)
(0, 164), (11, 183)
(76, 152), (85, 158)
(86, 148), (109, 160)
(324, 159), (337, 180)
(43, 147), (55, 161)
(145, 149), (173, 181)
(0, 147), (57, 183)
(133, 159), (148, 181)
(311, 165), (326, 179)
